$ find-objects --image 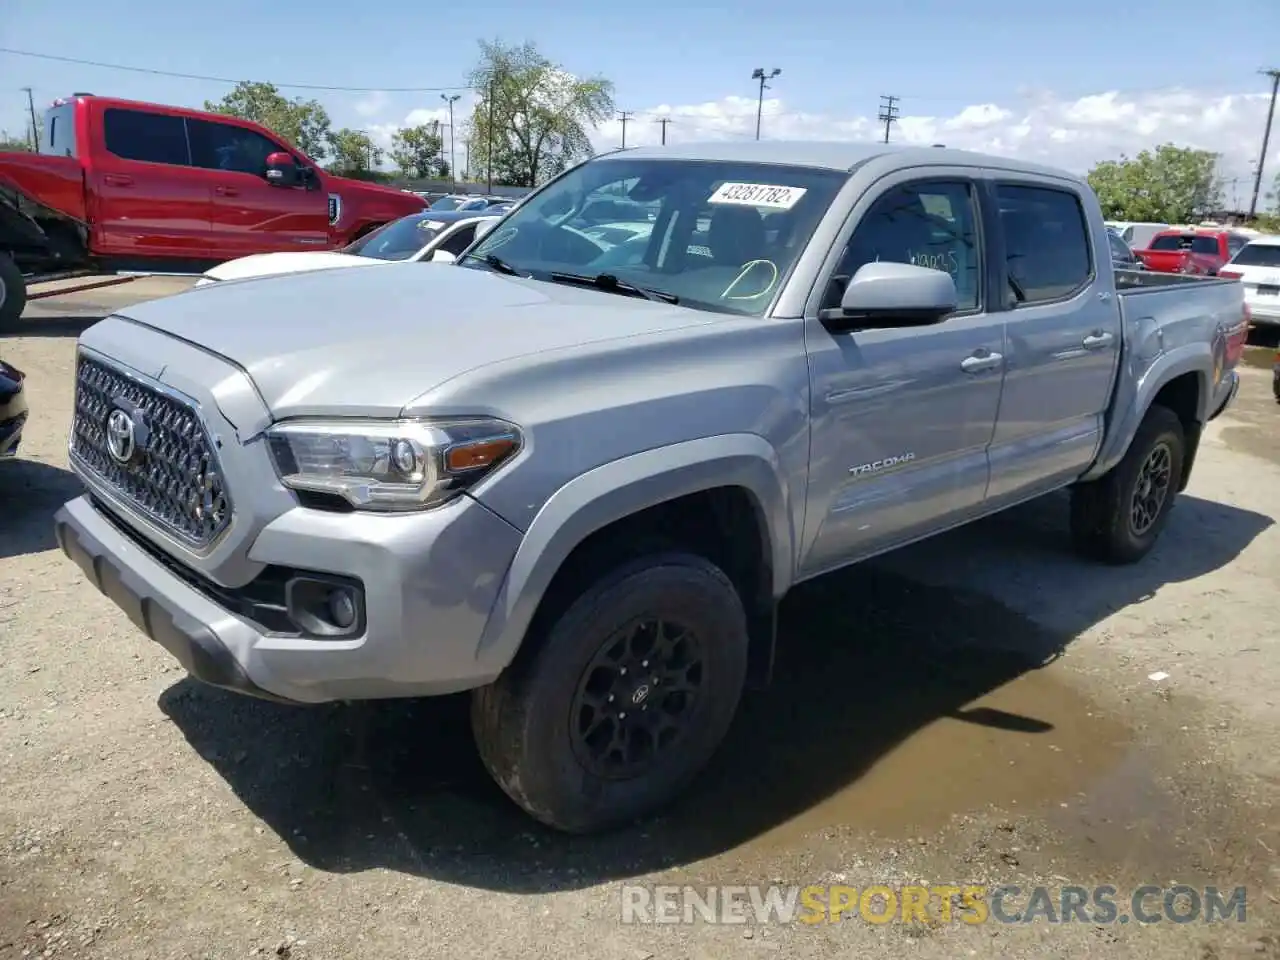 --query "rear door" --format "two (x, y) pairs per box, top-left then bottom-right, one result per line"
(985, 179), (1120, 502)
(187, 117), (328, 259)
(89, 106), (214, 259)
